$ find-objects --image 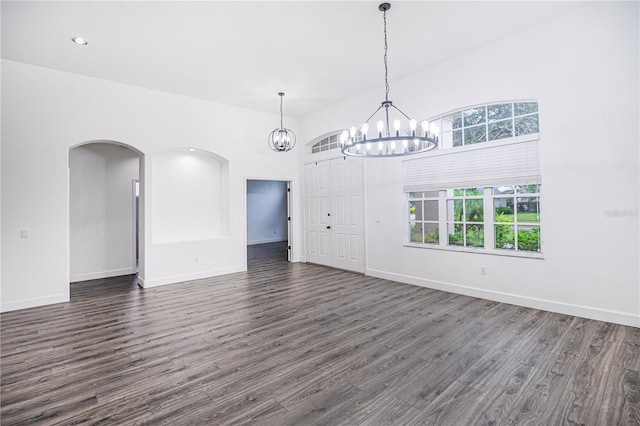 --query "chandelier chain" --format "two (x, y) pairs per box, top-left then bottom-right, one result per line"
(383, 8), (389, 102)
(279, 94), (284, 129)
